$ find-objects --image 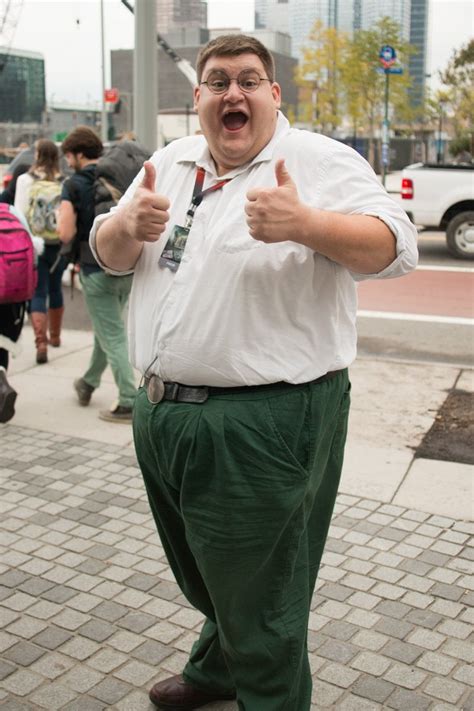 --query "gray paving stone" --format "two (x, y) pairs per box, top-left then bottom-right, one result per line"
(78, 619), (116, 642)
(125, 572), (159, 592)
(0, 660), (16, 681)
(0, 700), (36, 711)
(424, 677), (466, 704)
(0, 570), (31, 588)
(92, 600), (129, 622)
(131, 639), (174, 665)
(318, 639), (359, 664)
(41, 585), (77, 604)
(31, 625), (73, 650)
(374, 600), (411, 619)
(89, 677), (132, 704)
(3, 640), (46, 666)
(374, 617), (413, 640)
(383, 640), (424, 664)
(352, 674), (395, 703)
(406, 608), (443, 629)
(118, 611), (157, 633)
(76, 559), (108, 575)
(430, 582), (465, 601)
(320, 620), (359, 641)
(386, 687), (431, 710)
